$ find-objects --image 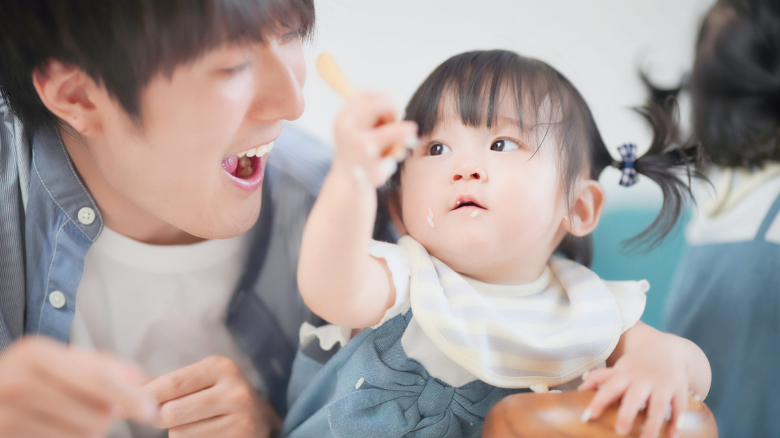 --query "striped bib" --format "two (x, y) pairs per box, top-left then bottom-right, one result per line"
(399, 236), (623, 388)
